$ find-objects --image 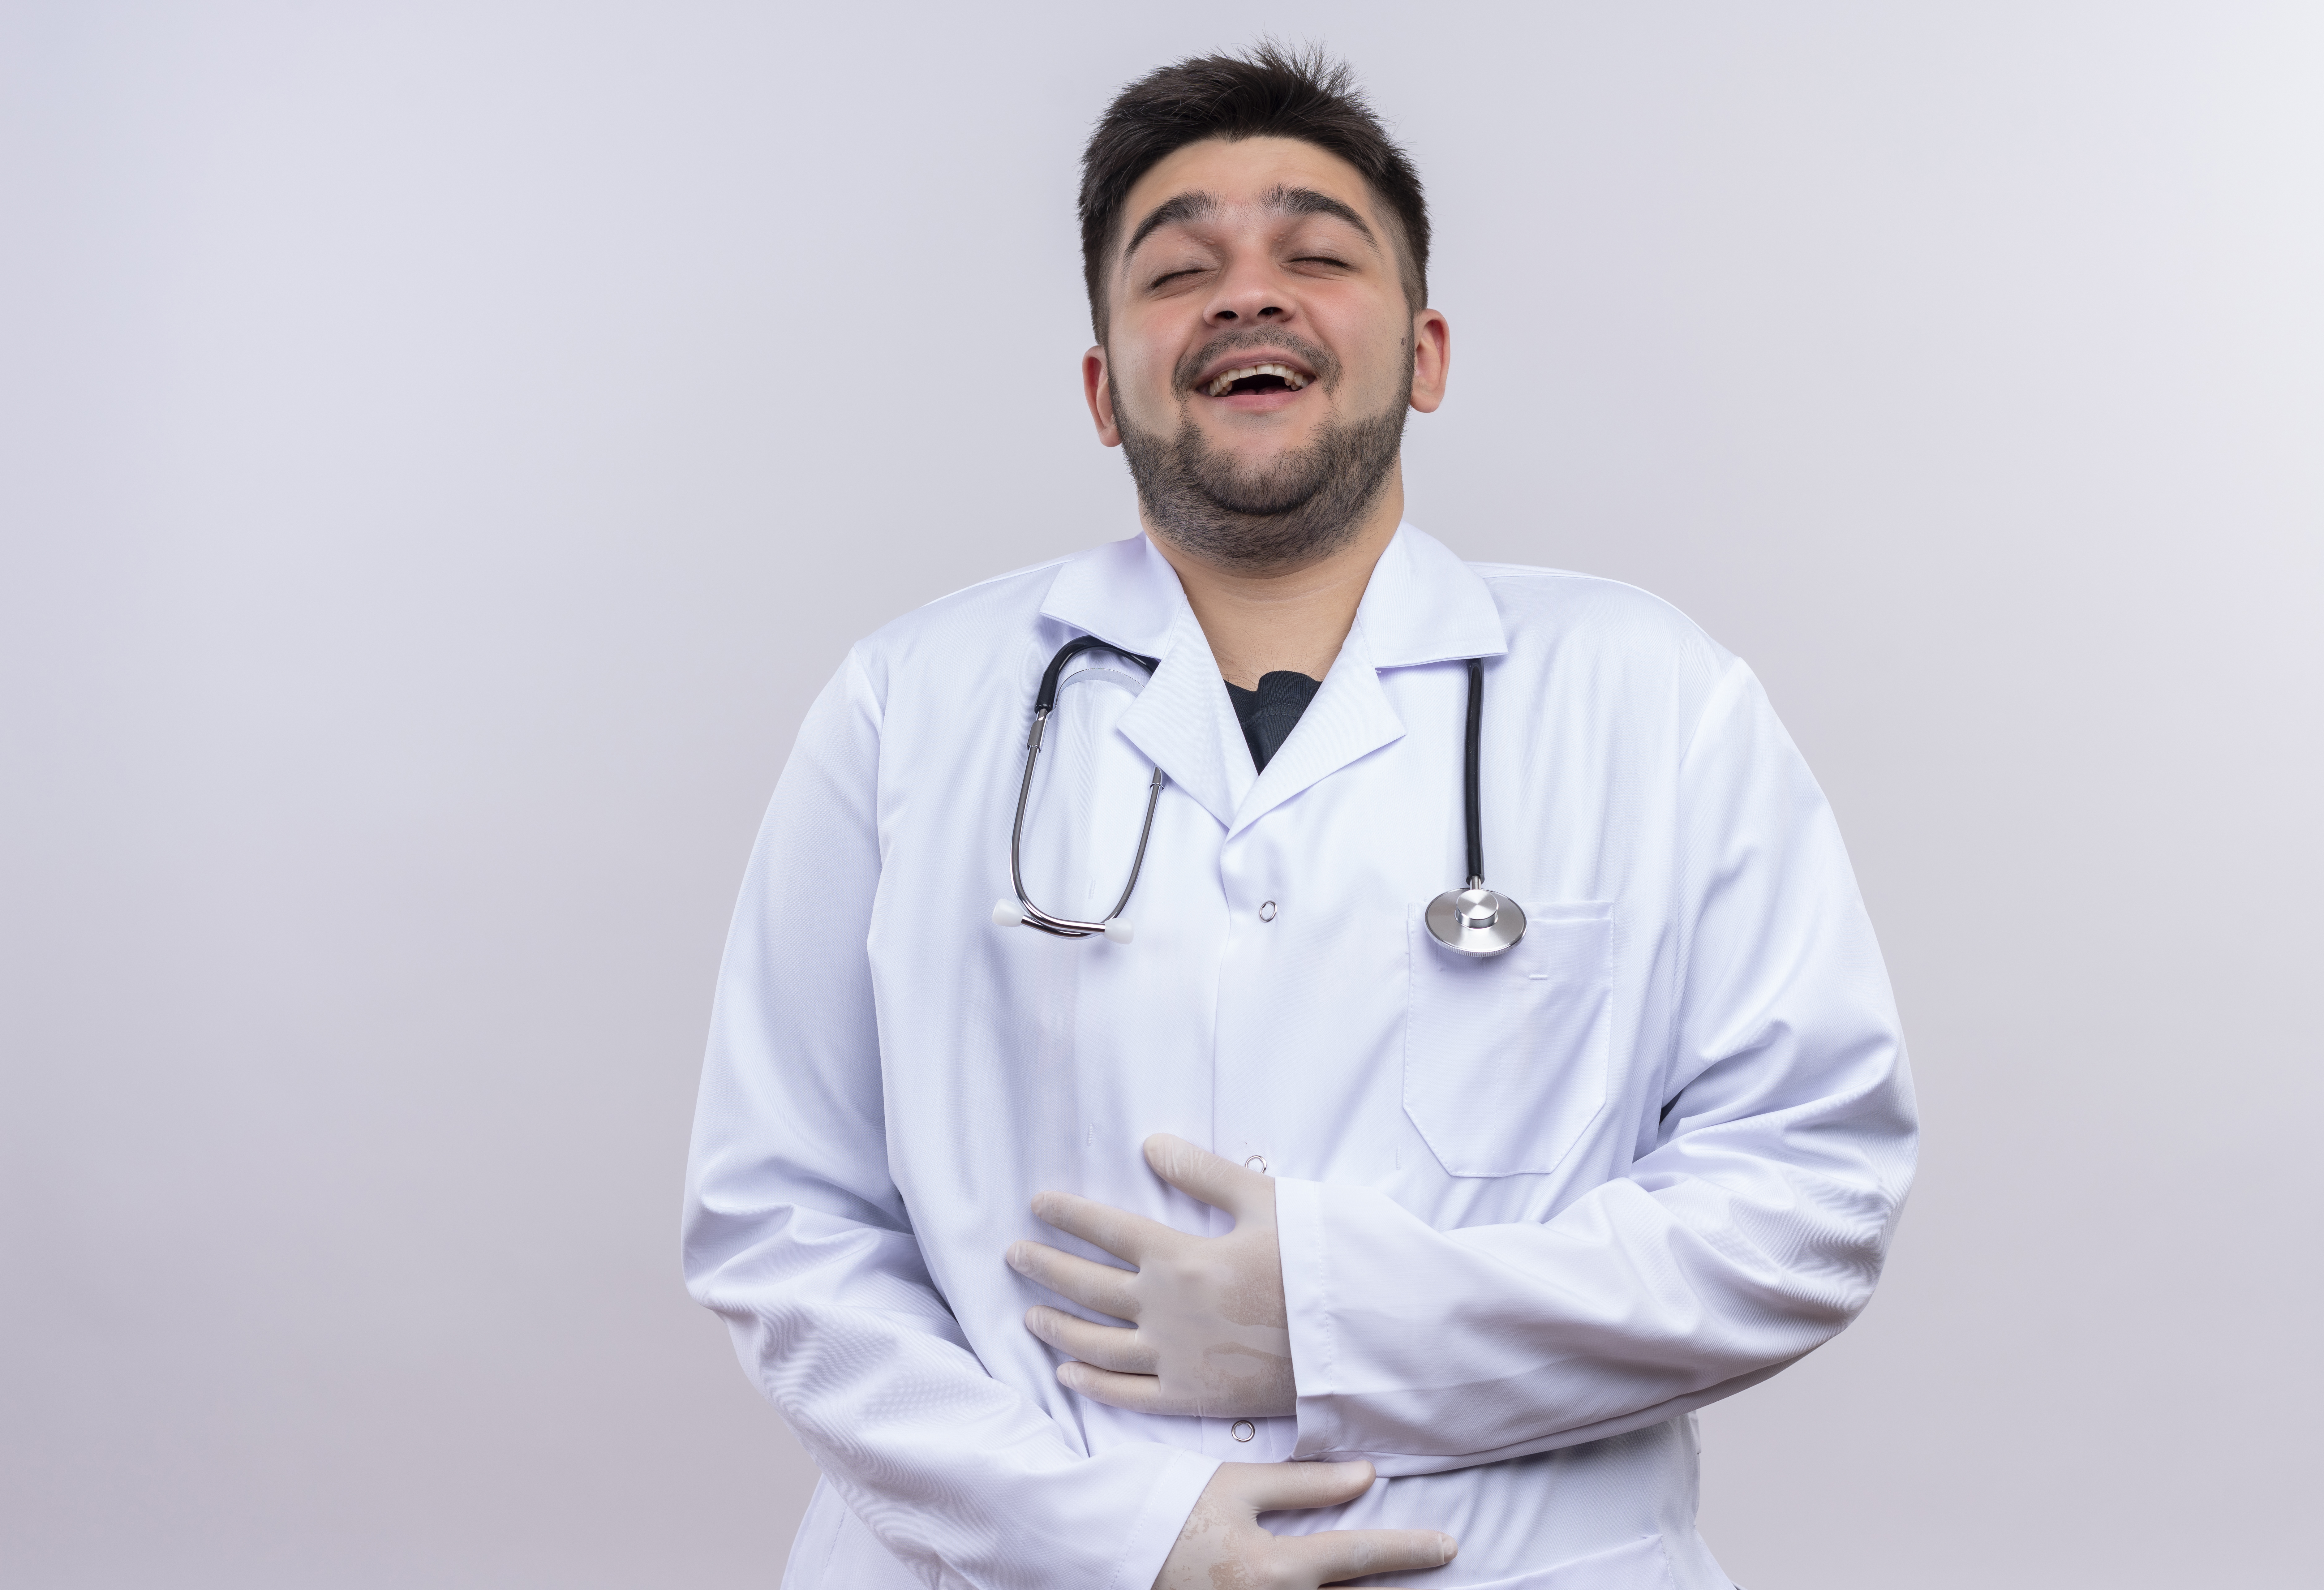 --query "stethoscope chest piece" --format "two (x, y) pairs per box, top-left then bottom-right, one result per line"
(1424, 657), (1528, 957)
(1425, 882), (1528, 957)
